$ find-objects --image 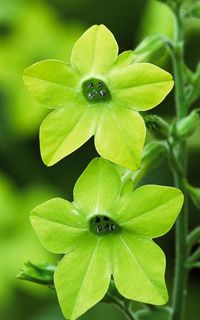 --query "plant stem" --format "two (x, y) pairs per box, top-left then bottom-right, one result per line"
(171, 5), (188, 320)
(112, 297), (136, 320)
